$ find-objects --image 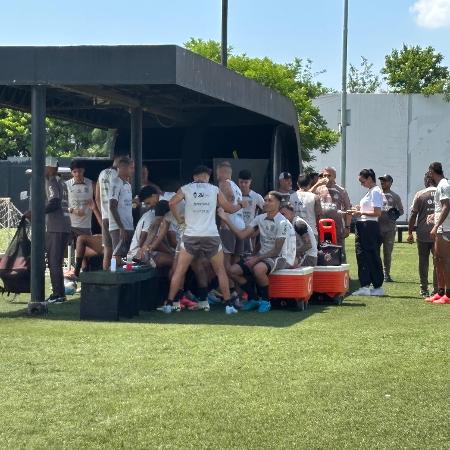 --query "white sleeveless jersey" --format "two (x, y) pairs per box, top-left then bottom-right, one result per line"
(225, 179), (245, 230)
(98, 167), (118, 220)
(181, 182), (220, 237)
(66, 177), (94, 229)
